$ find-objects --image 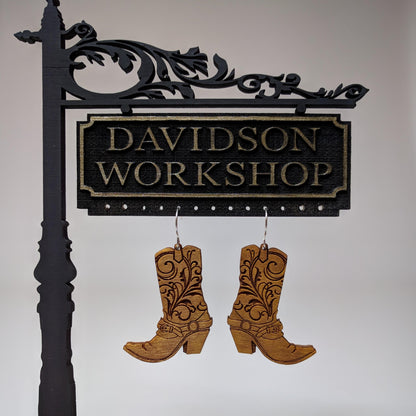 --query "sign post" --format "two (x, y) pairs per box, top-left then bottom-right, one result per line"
(15, 1), (367, 414)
